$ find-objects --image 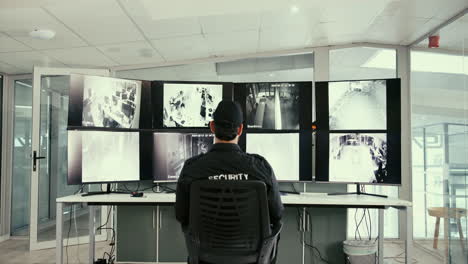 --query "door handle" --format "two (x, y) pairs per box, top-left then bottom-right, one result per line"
(32, 151), (46, 172)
